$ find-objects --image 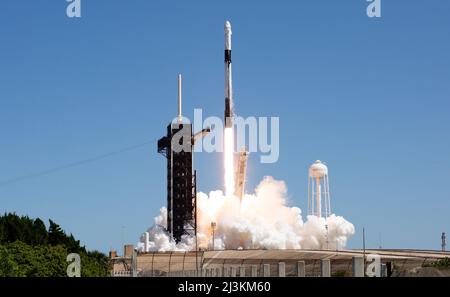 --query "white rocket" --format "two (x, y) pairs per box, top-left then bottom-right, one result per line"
(224, 21), (233, 128)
